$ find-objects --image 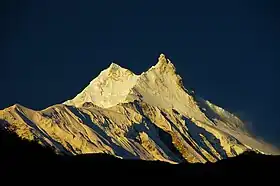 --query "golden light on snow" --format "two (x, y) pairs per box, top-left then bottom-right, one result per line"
(0, 54), (279, 164)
